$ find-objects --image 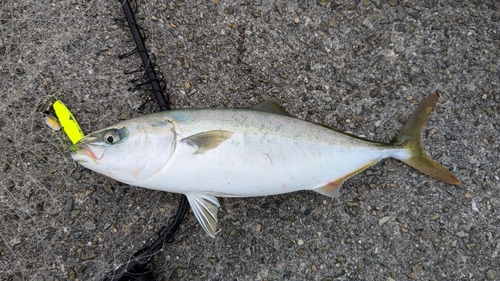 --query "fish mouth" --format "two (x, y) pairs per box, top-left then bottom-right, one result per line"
(71, 144), (103, 165)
